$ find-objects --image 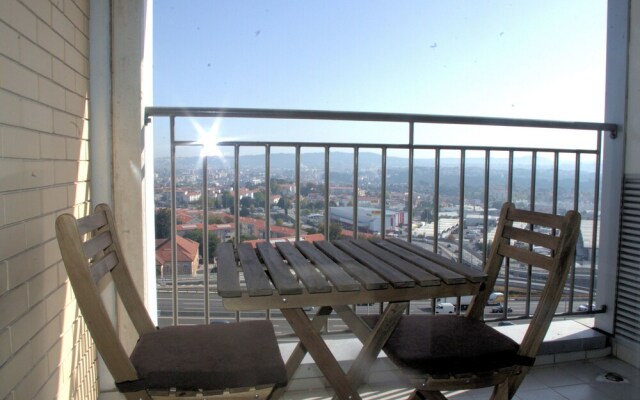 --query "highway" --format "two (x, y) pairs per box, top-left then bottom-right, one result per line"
(155, 289), (588, 332)
(155, 238), (592, 331)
